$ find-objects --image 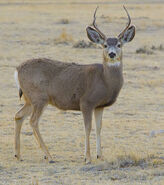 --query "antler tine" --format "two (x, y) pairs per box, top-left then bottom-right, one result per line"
(92, 6), (106, 39)
(118, 5), (131, 39)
